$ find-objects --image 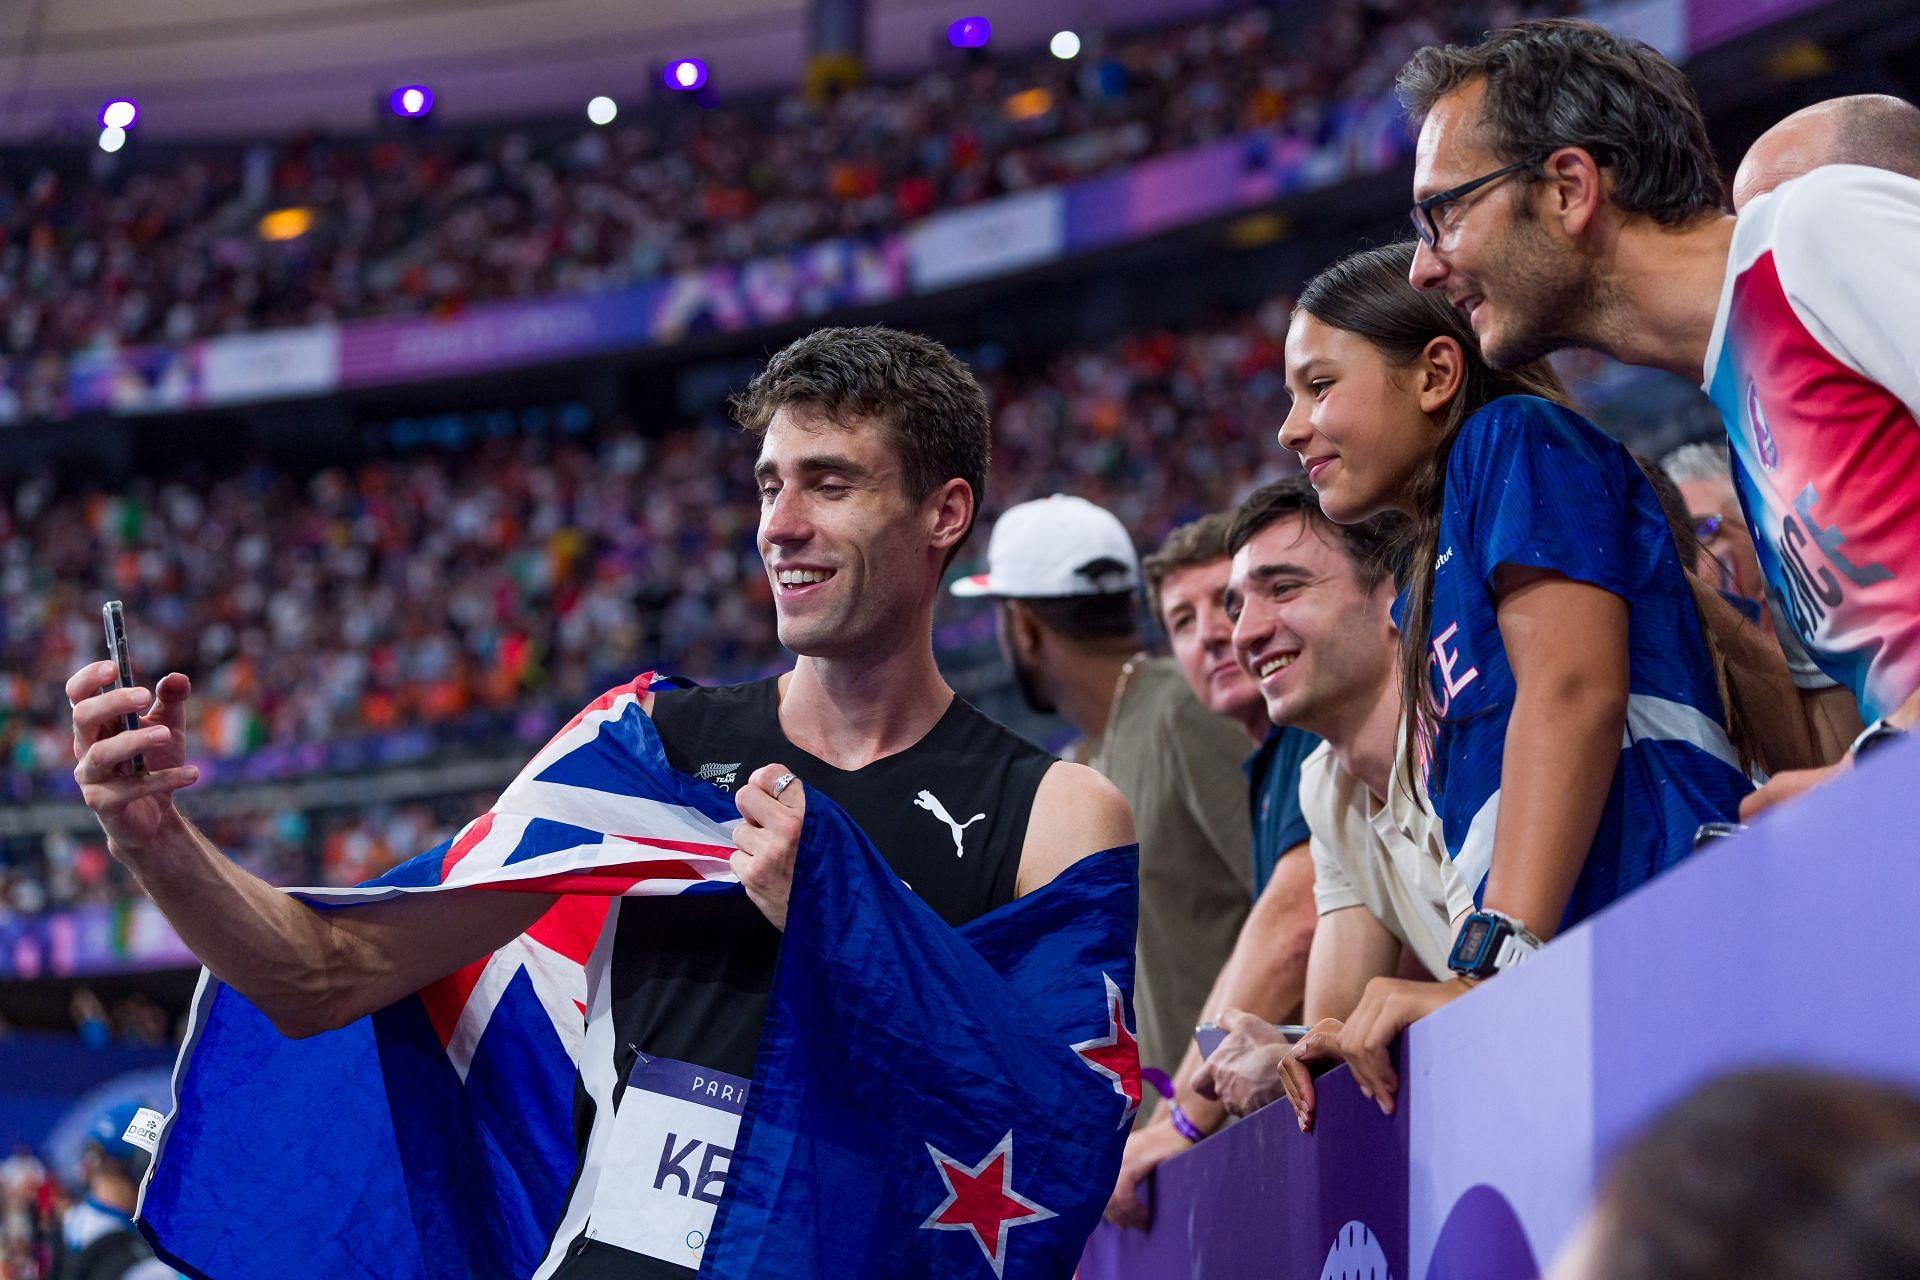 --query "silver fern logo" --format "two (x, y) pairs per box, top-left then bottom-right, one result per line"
(695, 762), (741, 788)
